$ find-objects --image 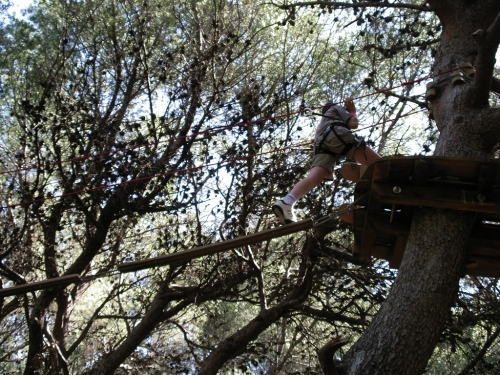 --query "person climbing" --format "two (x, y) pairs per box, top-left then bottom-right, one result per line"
(272, 97), (381, 225)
